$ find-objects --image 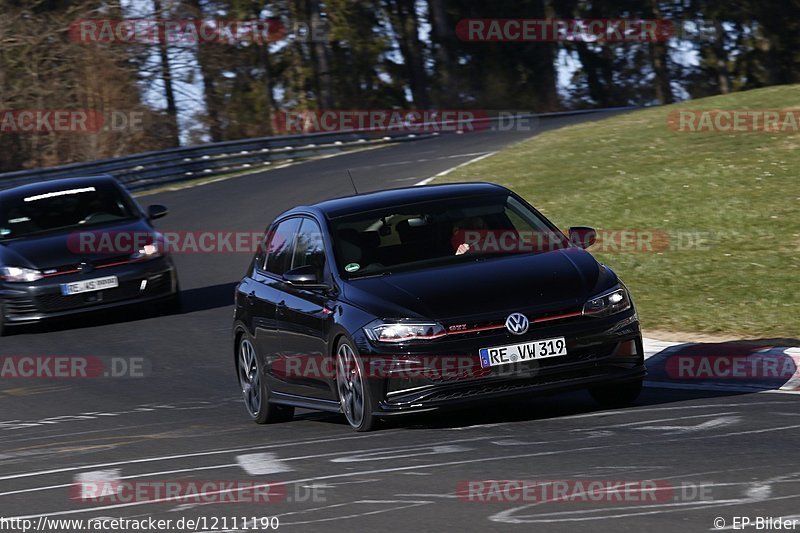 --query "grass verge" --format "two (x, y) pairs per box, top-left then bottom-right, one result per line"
(440, 85), (800, 338)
